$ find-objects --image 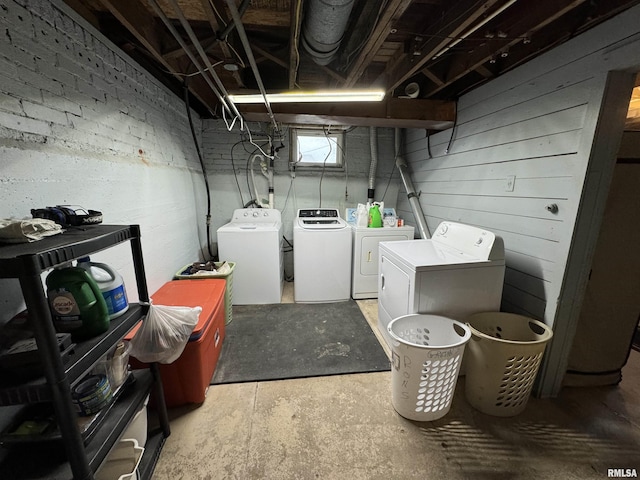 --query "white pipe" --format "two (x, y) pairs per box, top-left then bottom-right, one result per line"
(368, 126), (378, 203)
(268, 163), (275, 209)
(249, 154), (275, 209)
(262, 157), (275, 209)
(395, 128), (430, 239)
(250, 155), (264, 207)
